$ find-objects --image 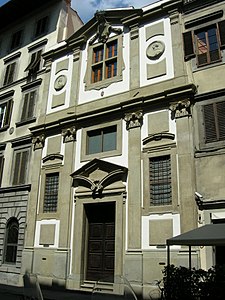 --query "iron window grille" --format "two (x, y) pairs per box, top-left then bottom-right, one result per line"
(150, 155), (172, 206)
(43, 173), (59, 213)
